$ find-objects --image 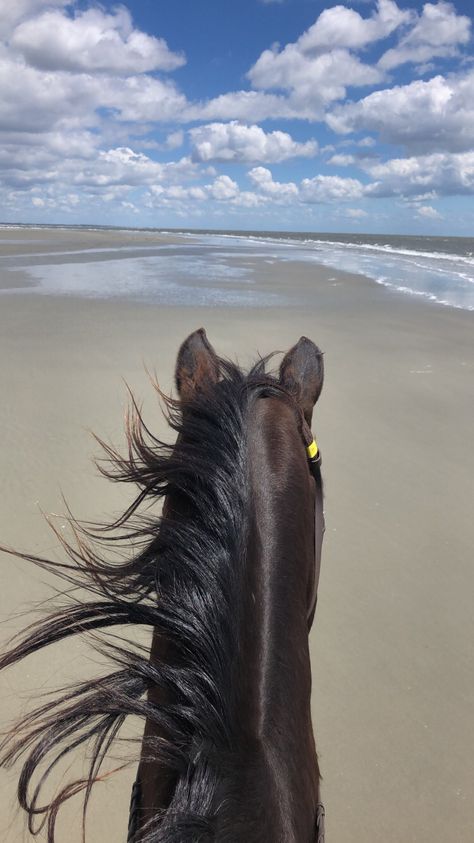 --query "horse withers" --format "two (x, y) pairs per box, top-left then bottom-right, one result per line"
(0, 330), (325, 843)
